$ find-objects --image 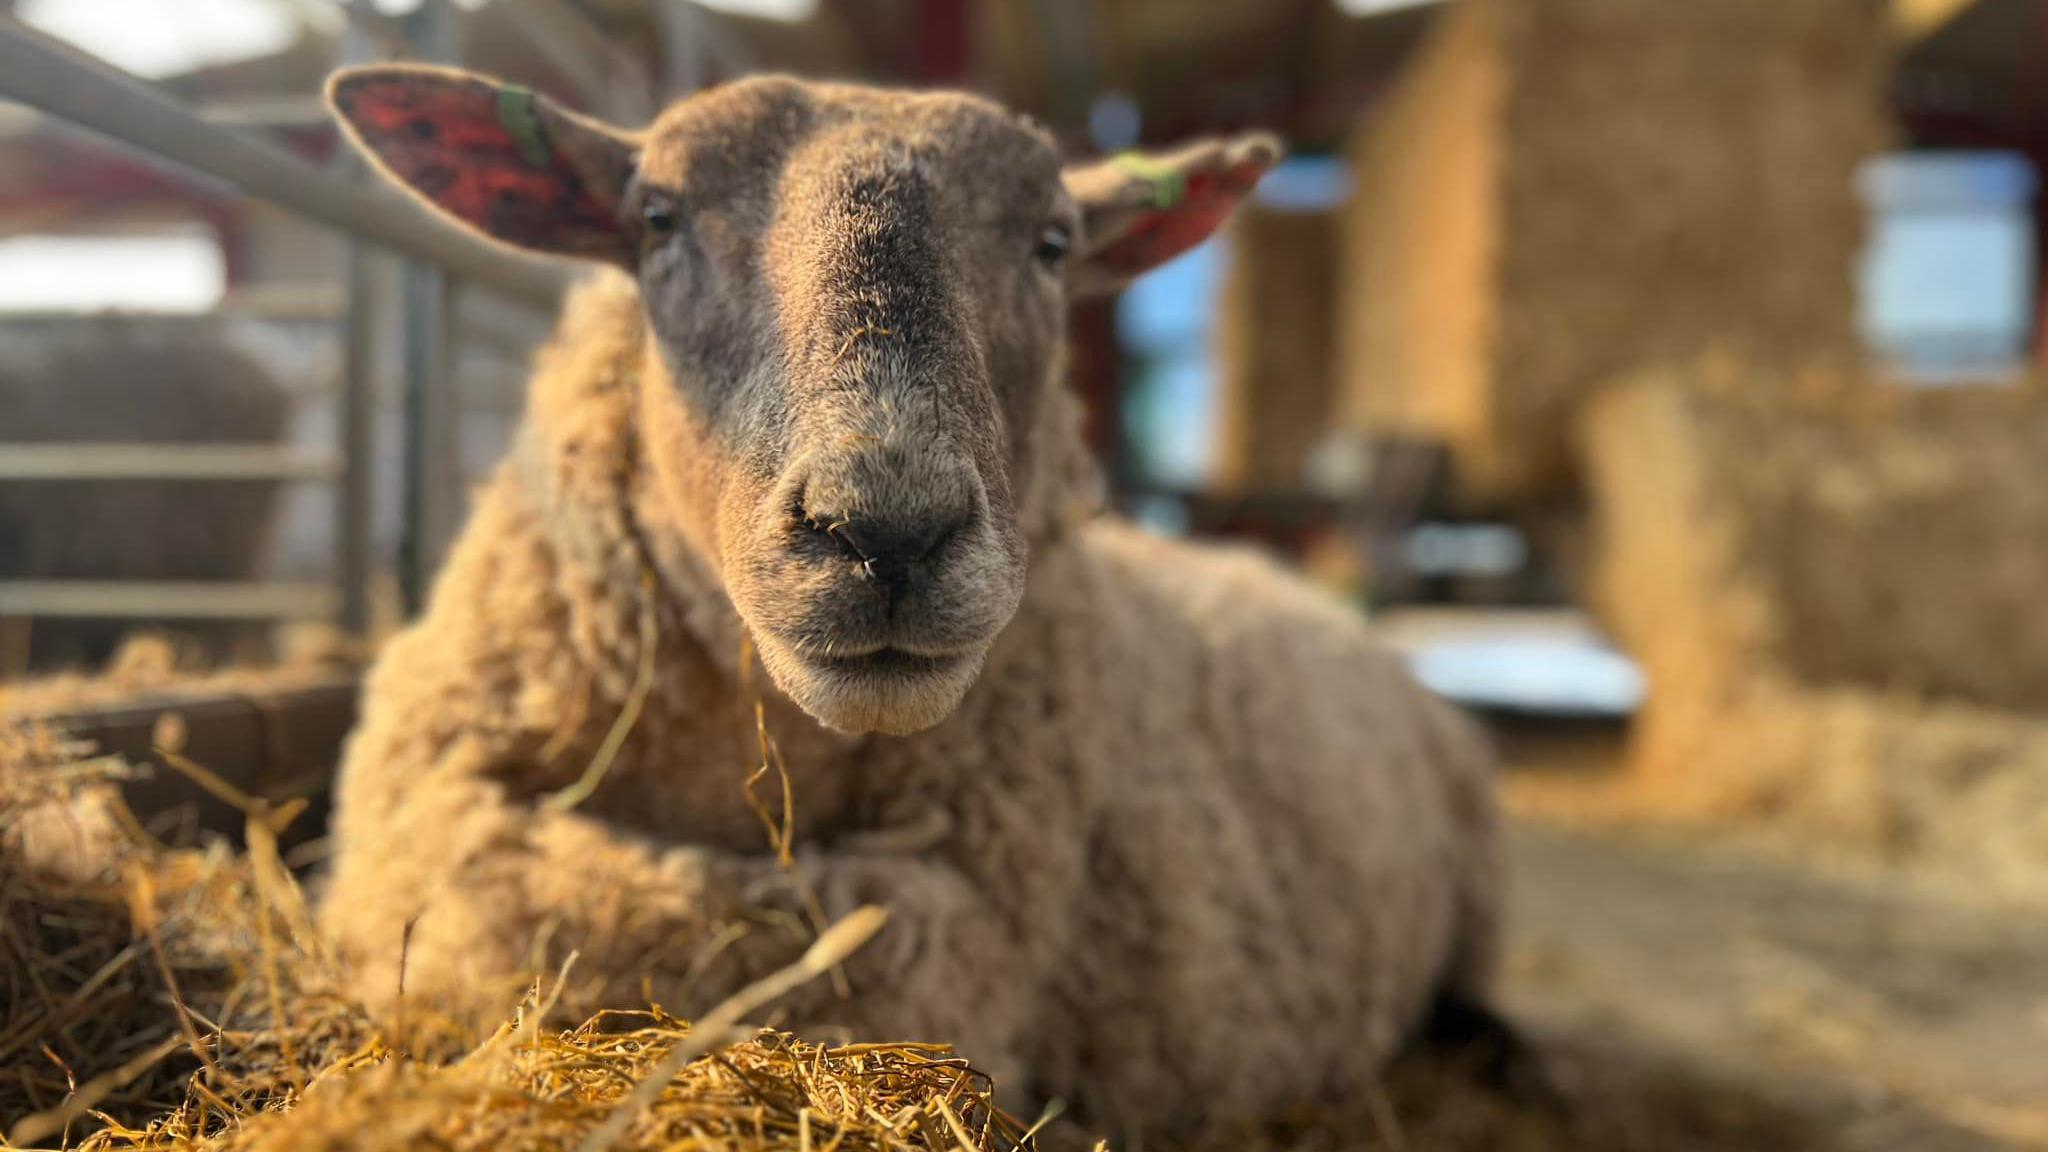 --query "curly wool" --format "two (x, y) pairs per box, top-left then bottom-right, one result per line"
(321, 272), (1499, 1146)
